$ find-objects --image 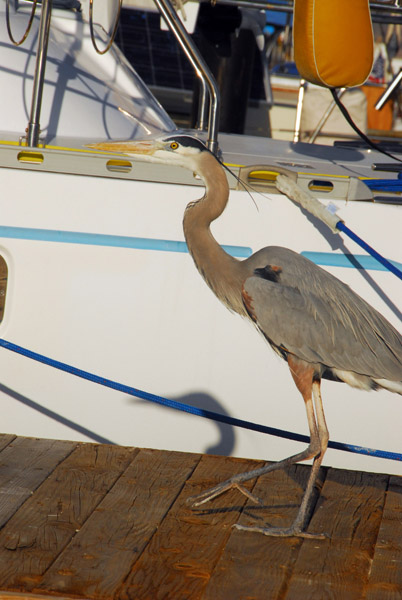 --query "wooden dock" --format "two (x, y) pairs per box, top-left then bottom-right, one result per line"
(0, 434), (400, 600)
